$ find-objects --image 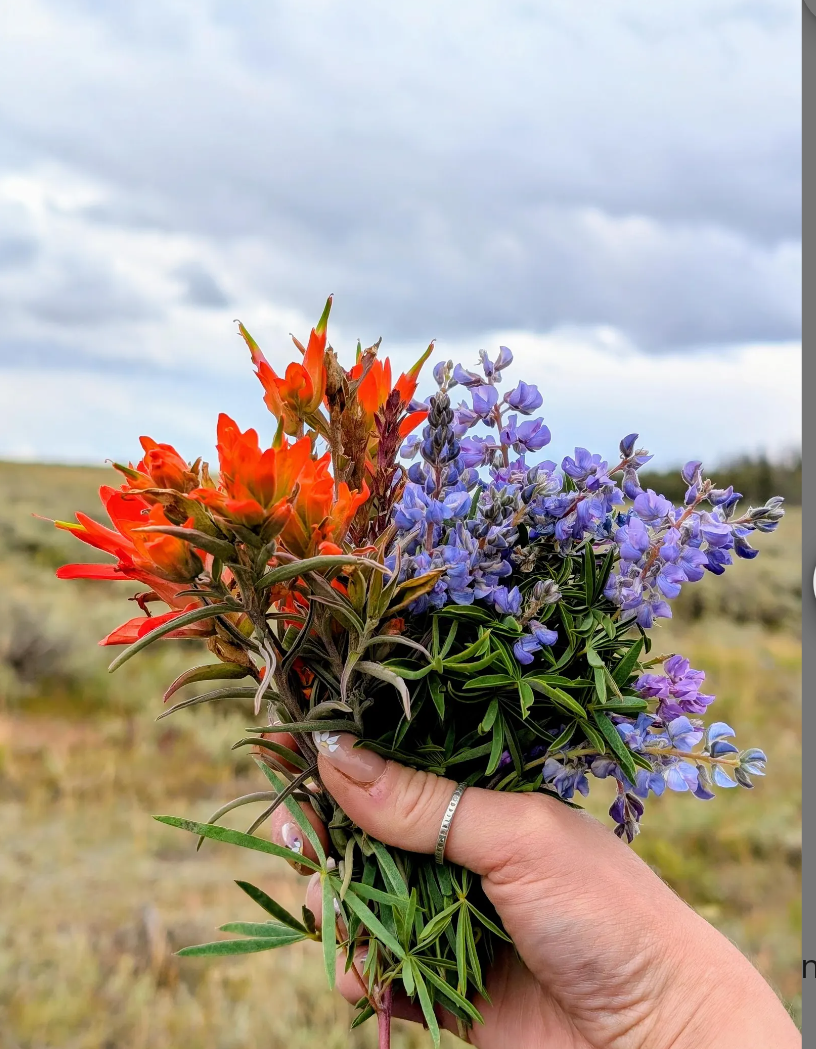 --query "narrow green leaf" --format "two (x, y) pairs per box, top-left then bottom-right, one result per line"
(257, 554), (385, 589)
(479, 698), (500, 734)
(370, 840), (409, 899)
(153, 815), (319, 871)
(349, 1003), (376, 1029)
(416, 901), (461, 946)
(235, 881), (308, 932)
(527, 677), (588, 719)
(548, 721), (577, 752)
(157, 686), (258, 720)
(177, 935), (302, 956)
(465, 902), (511, 942)
(219, 921), (306, 941)
(163, 663), (251, 701)
(339, 886), (405, 959)
(518, 681), (535, 719)
(133, 525), (237, 562)
(594, 665), (607, 705)
(461, 674), (516, 691)
(581, 722), (607, 754)
(356, 661), (413, 719)
(254, 761), (327, 865)
(486, 715), (505, 775)
(413, 966), (441, 1048)
(346, 882), (409, 909)
(108, 603), (235, 673)
(584, 644), (603, 669)
(322, 874), (337, 989)
(428, 675), (445, 720)
(414, 961), (483, 1023)
(590, 711), (638, 784)
(612, 637), (645, 686)
(232, 738), (309, 770)
(455, 908), (468, 993)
